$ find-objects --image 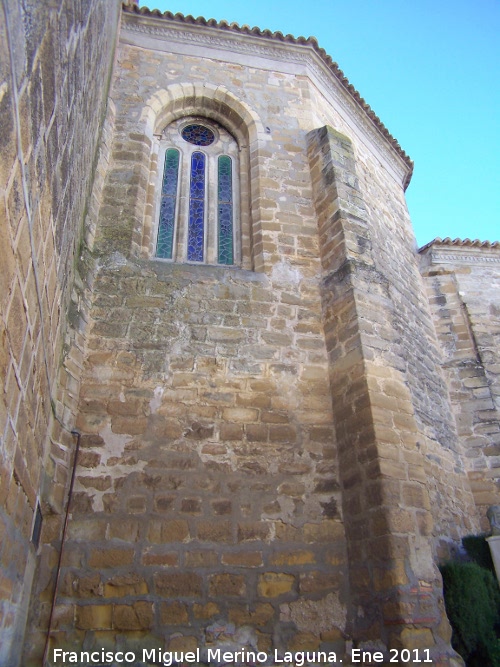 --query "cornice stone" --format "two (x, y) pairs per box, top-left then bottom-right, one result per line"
(419, 243), (500, 268)
(430, 251), (500, 265)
